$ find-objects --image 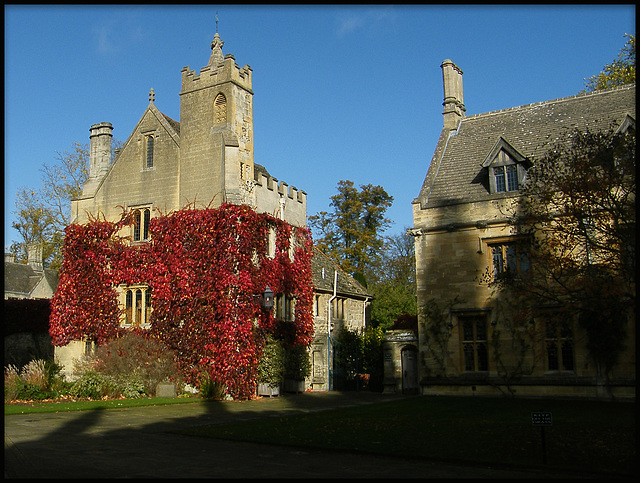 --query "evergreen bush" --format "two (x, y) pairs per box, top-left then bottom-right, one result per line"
(257, 334), (285, 388)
